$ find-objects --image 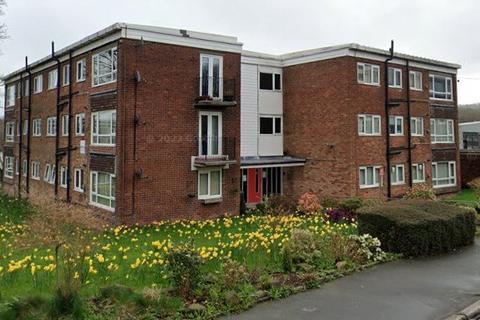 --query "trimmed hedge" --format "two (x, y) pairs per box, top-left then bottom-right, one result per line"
(357, 200), (476, 257)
